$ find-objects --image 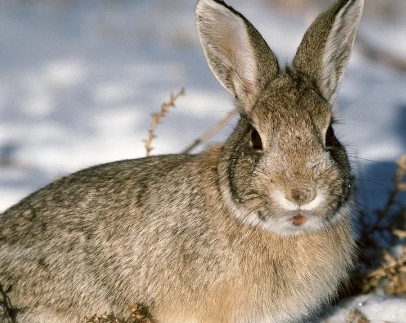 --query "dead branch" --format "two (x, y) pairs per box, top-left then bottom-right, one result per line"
(143, 88), (185, 157)
(182, 109), (237, 154)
